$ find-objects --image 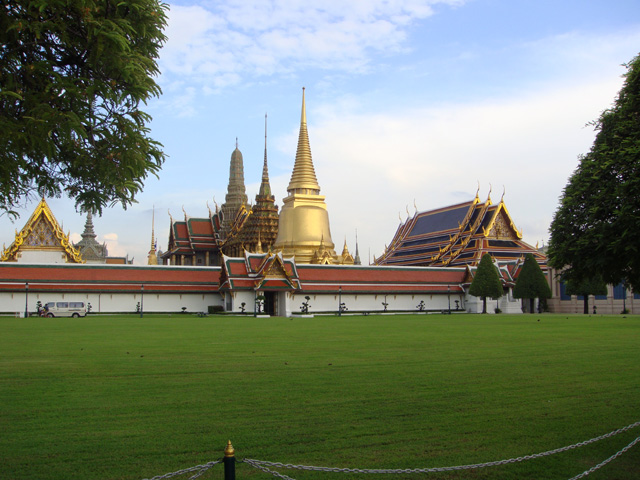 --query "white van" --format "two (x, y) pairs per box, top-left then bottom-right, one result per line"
(43, 301), (87, 318)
